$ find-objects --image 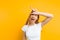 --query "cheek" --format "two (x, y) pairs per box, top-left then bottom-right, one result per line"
(28, 17), (32, 21)
(35, 17), (38, 20)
